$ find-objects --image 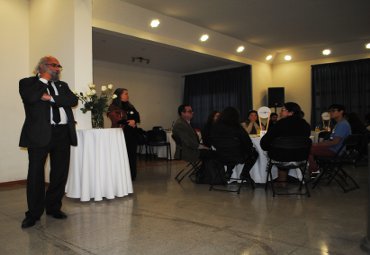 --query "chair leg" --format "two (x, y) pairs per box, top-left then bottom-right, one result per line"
(264, 162), (275, 196)
(174, 162), (192, 182)
(209, 165), (254, 194)
(331, 166), (360, 192)
(175, 161), (201, 184)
